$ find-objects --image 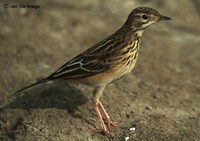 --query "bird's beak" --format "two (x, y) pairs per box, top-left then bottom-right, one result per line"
(159, 14), (171, 21)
